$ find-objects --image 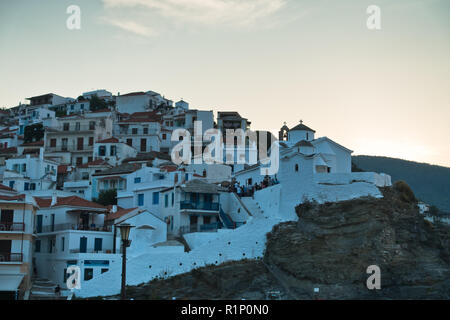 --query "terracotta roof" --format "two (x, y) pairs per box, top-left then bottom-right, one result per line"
(105, 207), (137, 221)
(57, 165), (69, 174)
(180, 179), (225, 194)
(20, 140), (44, 147)
(160, 165), (177, 172)
(0, 147), (17, 154)
(0, 194), (25, 201)
(0, 183), (15, 192)
(92, 163), (140, 176)
(77, 159), (110, 168)
(33, 196), (106, 209)
(97, 137), (119, 143)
